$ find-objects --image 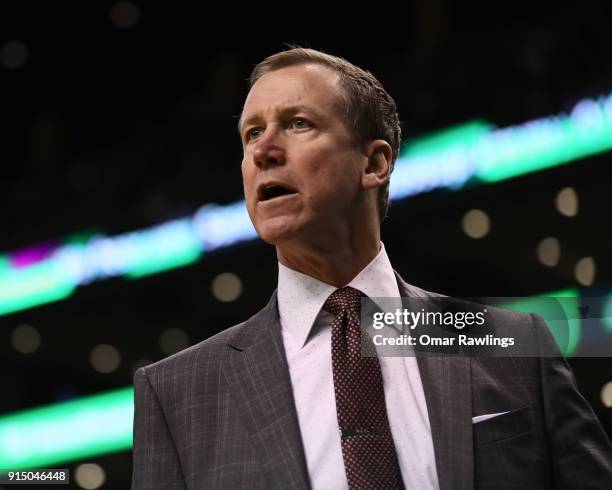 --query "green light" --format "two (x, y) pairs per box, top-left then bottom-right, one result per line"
(501, 288), (581, 357)
(402, 119), (492, 157)
(476, 102), (612, 182)
(602, 293), (612, 334)
(0, 260), (75, 317)
(63, 229), (98, 246)
(0, 387), (134, 471)
(0, 256), (9, 273)
(125, 219), (203, 279)
(126, 246), (202, 278)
